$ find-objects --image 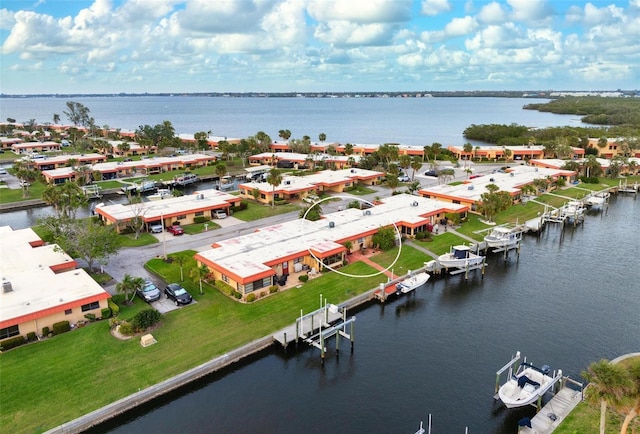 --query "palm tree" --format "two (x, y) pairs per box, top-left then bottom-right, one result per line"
(410, 156), (422, 181)
(42, 182), (87, 219)
(463, 142), (473, 161)
(117, 142), (130, 156)
(53, 113), (60, 125)
(190, 264), (209, 295)
(116, 274), (145, 304)
(173, 255), (187, 281)
(583, 359), (636, 434)
(278, 129), (291, 141)
(266, 167), (282, 207)
(319, 133), (326, 143)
